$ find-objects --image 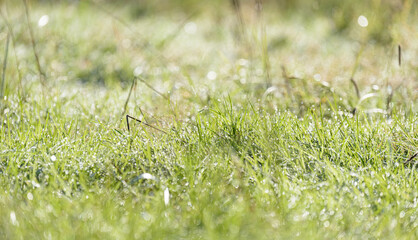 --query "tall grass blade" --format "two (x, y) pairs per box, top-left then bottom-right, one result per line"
(136, 76), (169, 101)
(121, 77), (136, 118)
(1, 33), (10, 99)
(23, 0), (46, 85)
